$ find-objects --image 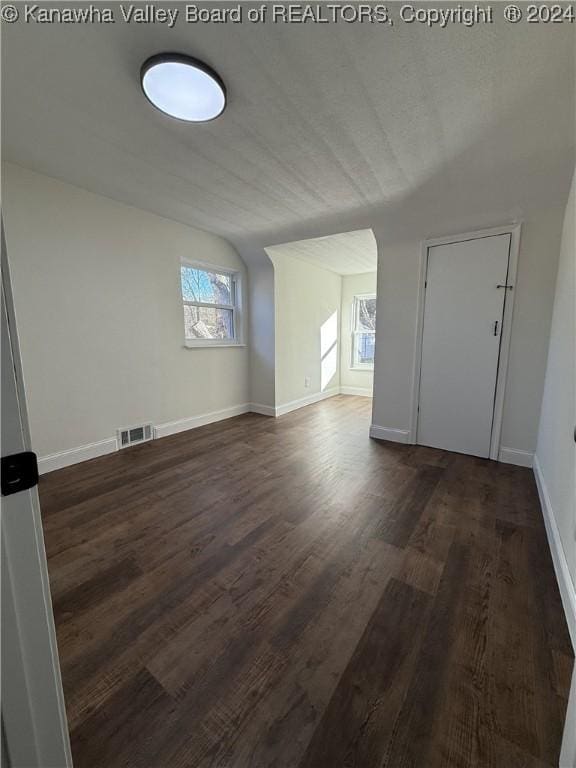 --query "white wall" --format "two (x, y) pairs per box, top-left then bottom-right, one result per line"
(535, 169), (575, 646)
(371, 206), (565, 457)
(371, 240), (424, 434)
(268, 254), (342, 408)
(2, 163), (250, 461)
(240, 249), (276, 411)
(340, 273), (376, 396)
